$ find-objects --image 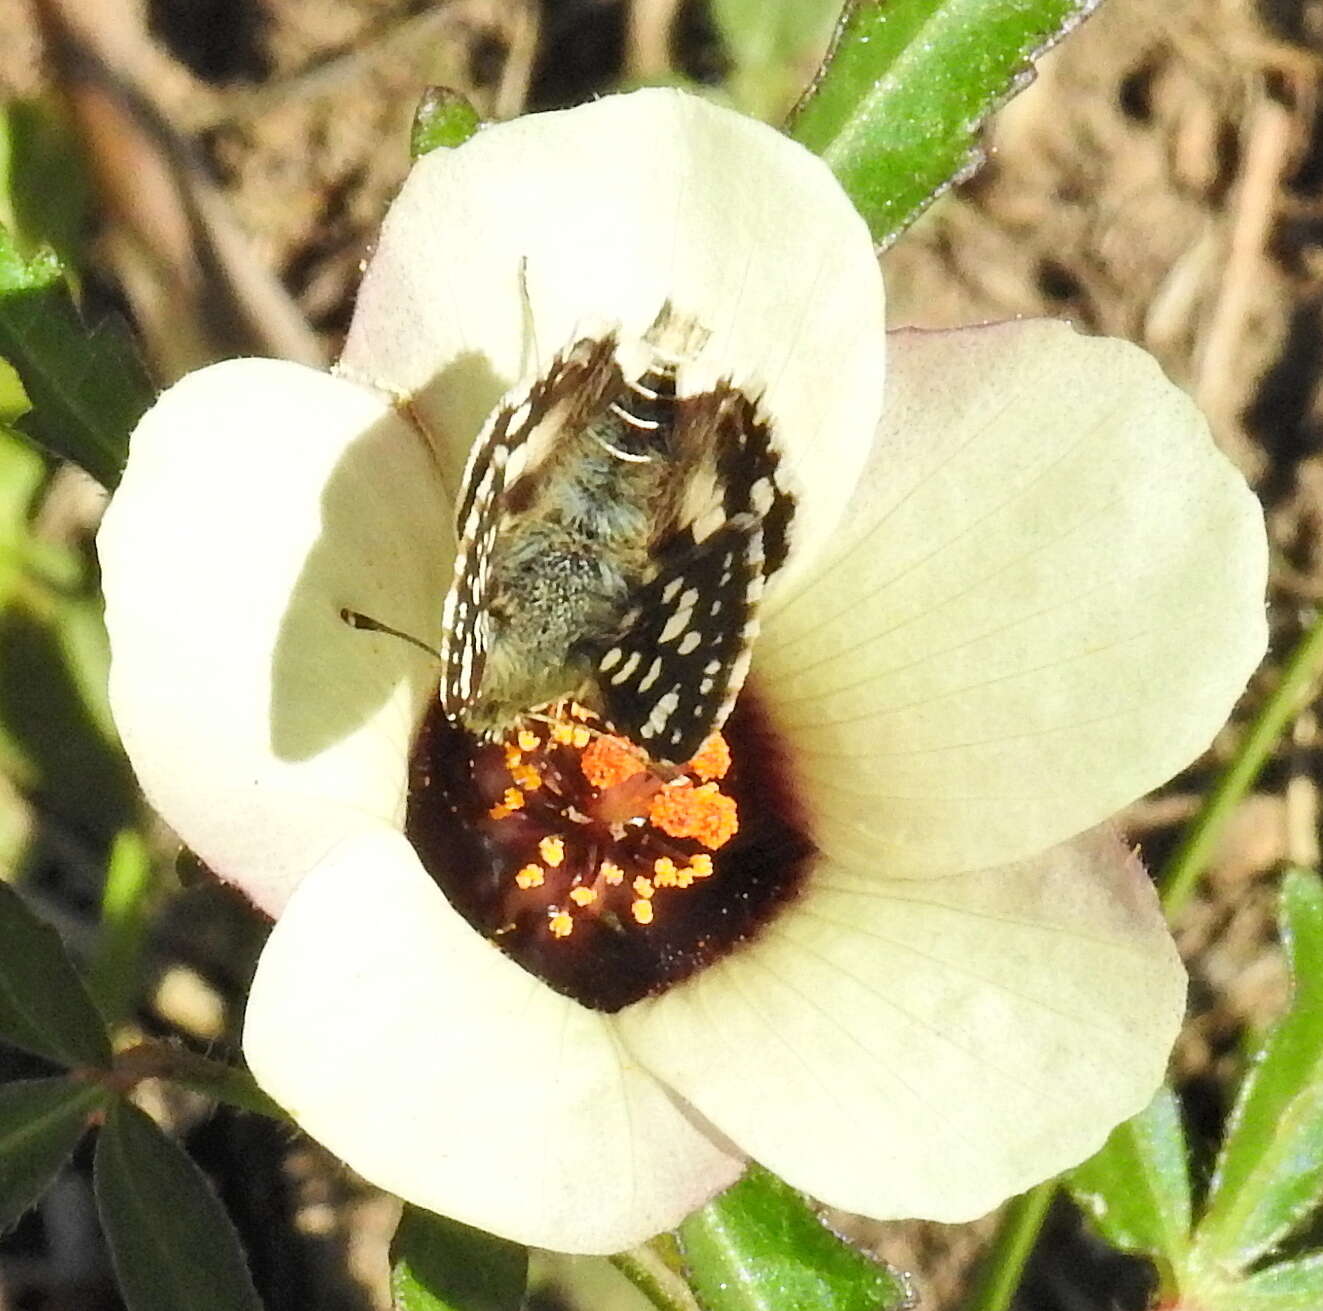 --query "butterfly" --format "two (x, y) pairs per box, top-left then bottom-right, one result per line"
(438, 303), (795, 764)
